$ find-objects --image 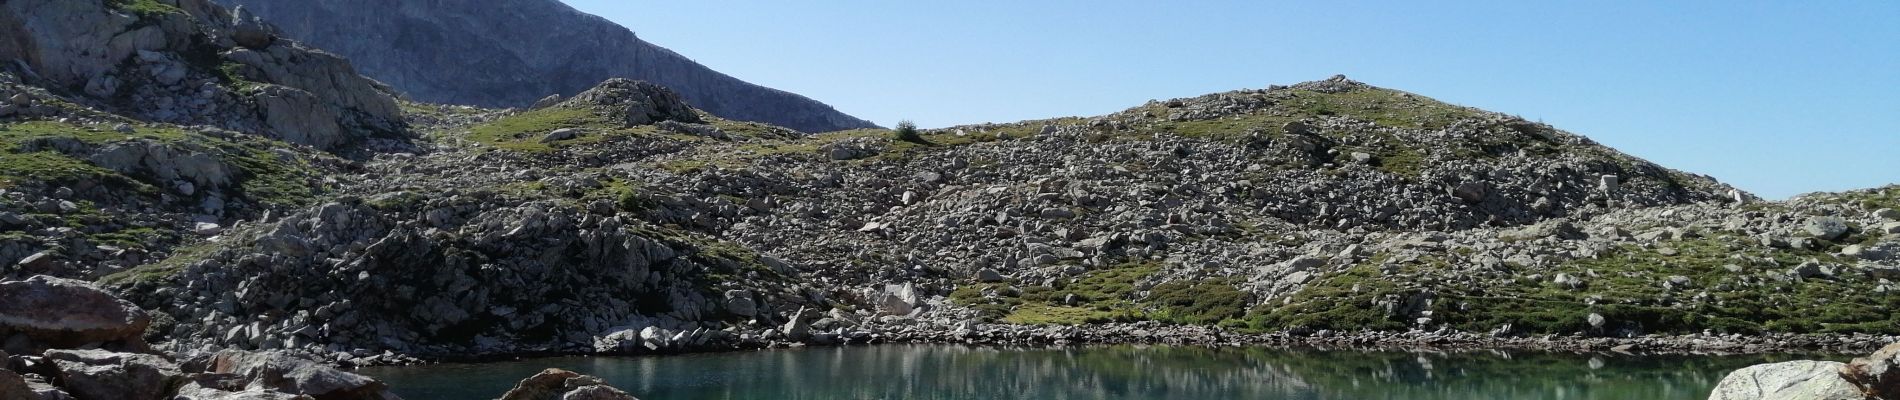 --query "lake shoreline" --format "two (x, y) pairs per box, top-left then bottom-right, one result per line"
(350, 321), (1896, 367)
